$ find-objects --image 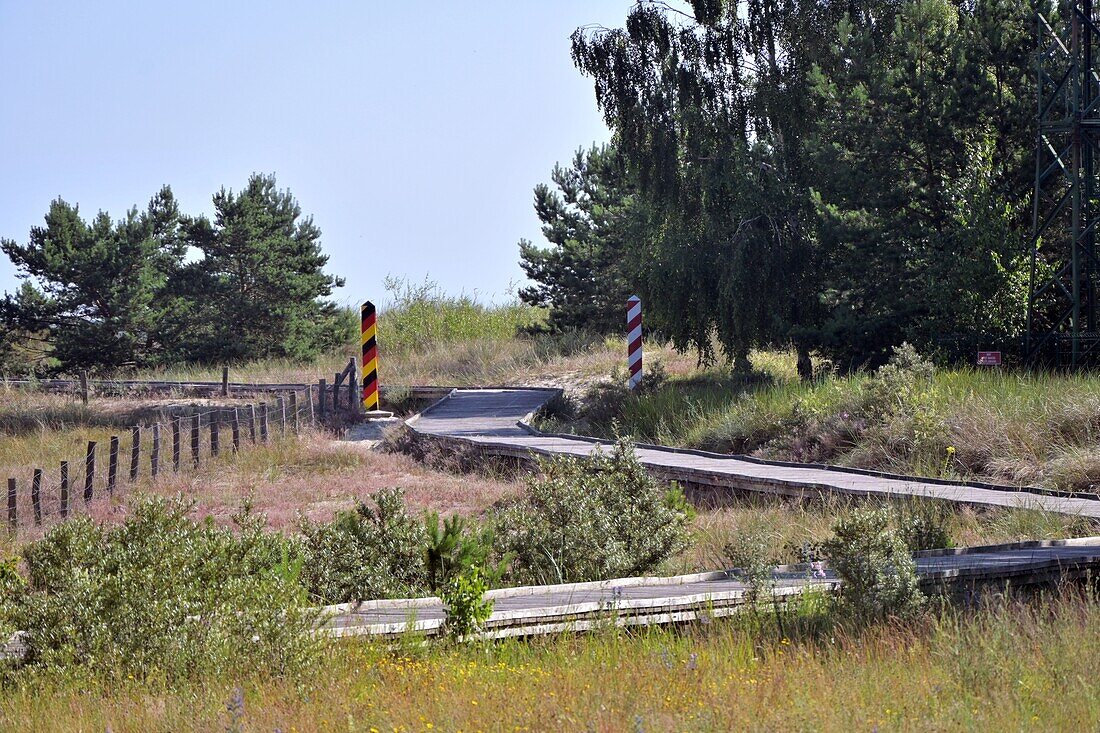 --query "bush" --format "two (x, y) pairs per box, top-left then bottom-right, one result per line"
(723, 527), (776, 604)
(9, 497), (317, 681)
(300, 488), (428, 603)
(440, 565), (494, 640)
(822, 508), (925, 623)
(494, 440), (691, 585)
(424, 512), (503, 593)
(893, 501), (954, 551)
